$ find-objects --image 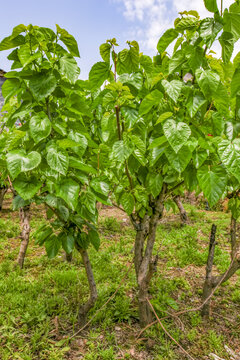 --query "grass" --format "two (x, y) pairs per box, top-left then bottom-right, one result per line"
(0, 194), (239, 359)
